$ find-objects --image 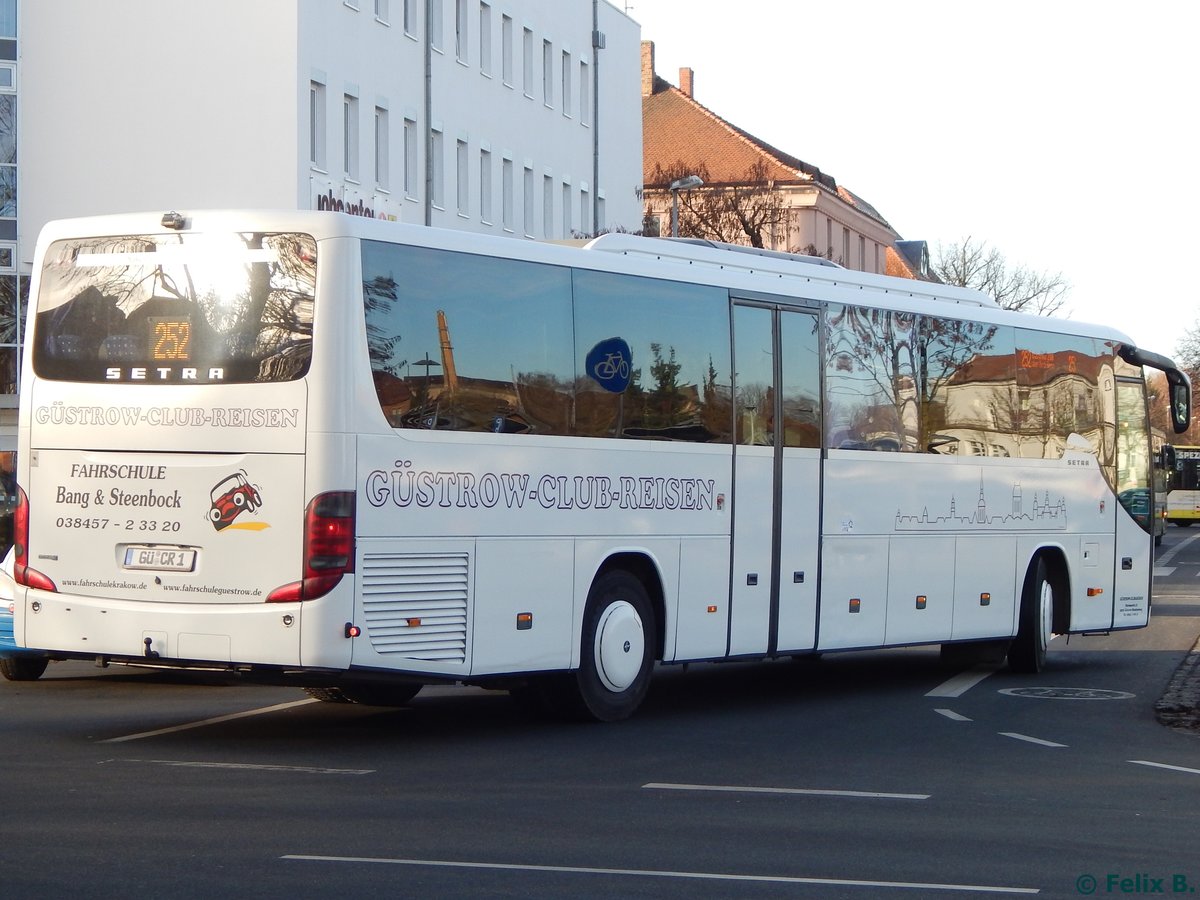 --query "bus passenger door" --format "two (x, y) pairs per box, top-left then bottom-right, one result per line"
(729, 303), (821, 656)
